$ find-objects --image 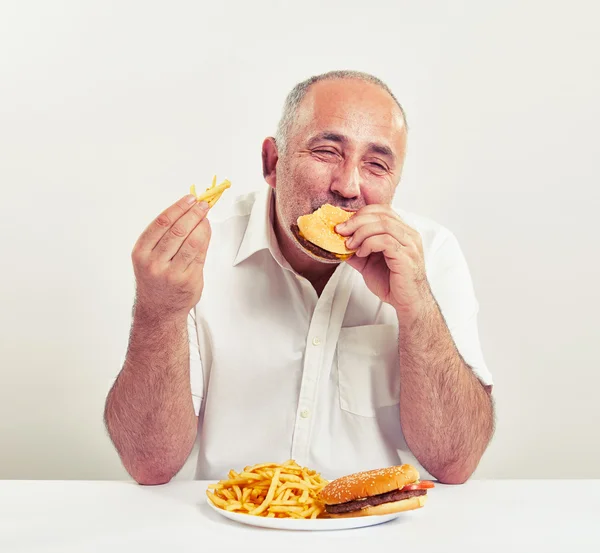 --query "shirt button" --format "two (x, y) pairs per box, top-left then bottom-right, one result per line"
(312, 337), (321, 346)
(300, 409), (310, 418)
